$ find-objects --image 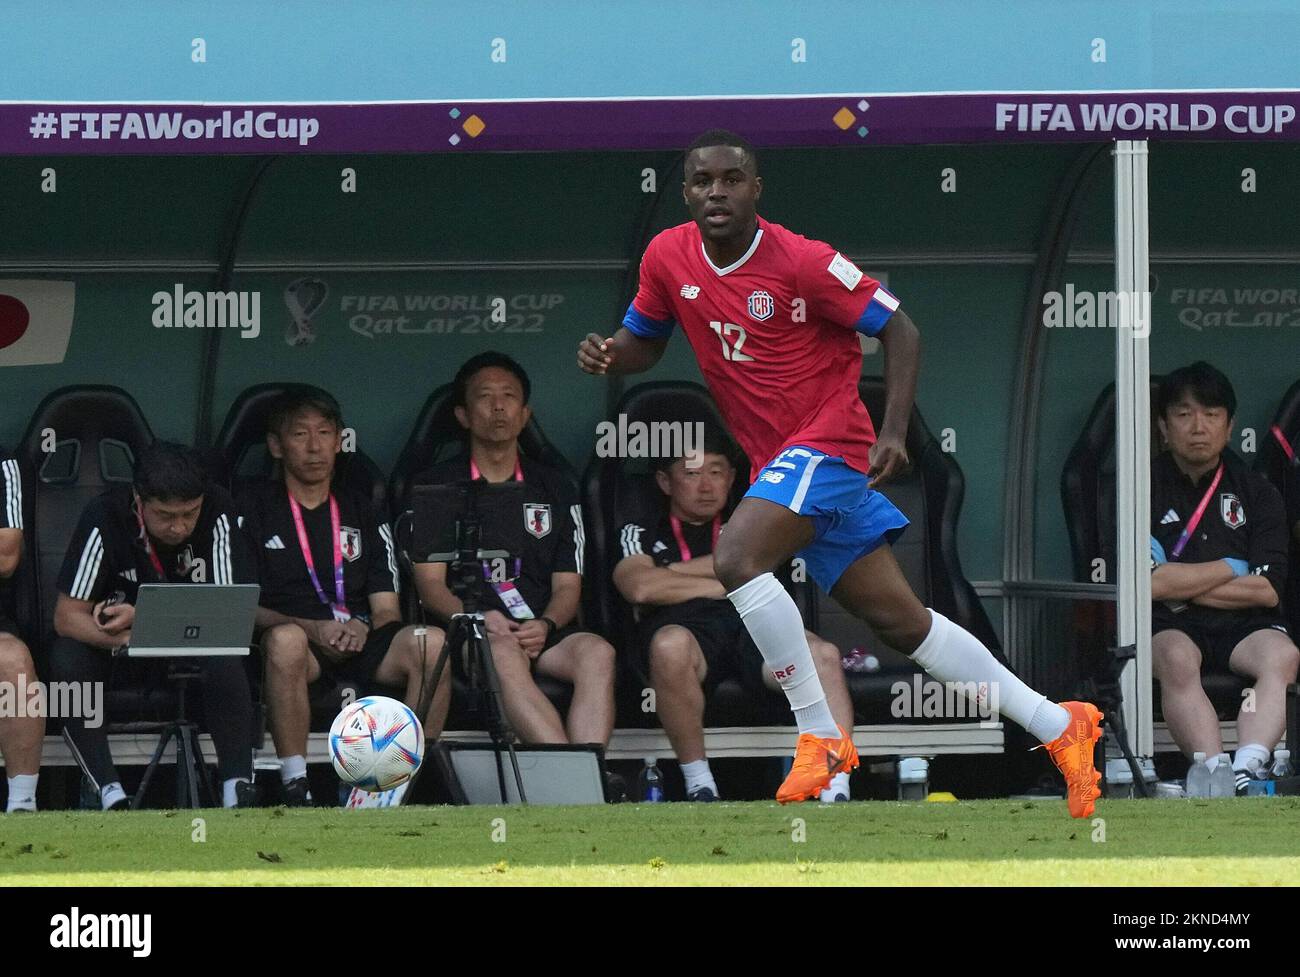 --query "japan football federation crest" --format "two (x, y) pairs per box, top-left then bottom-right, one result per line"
(524, 503), (552, 539)
(747, 290), (775, 321)
(340, 526), (363, 561)
(1220, 494), (1245, 529)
